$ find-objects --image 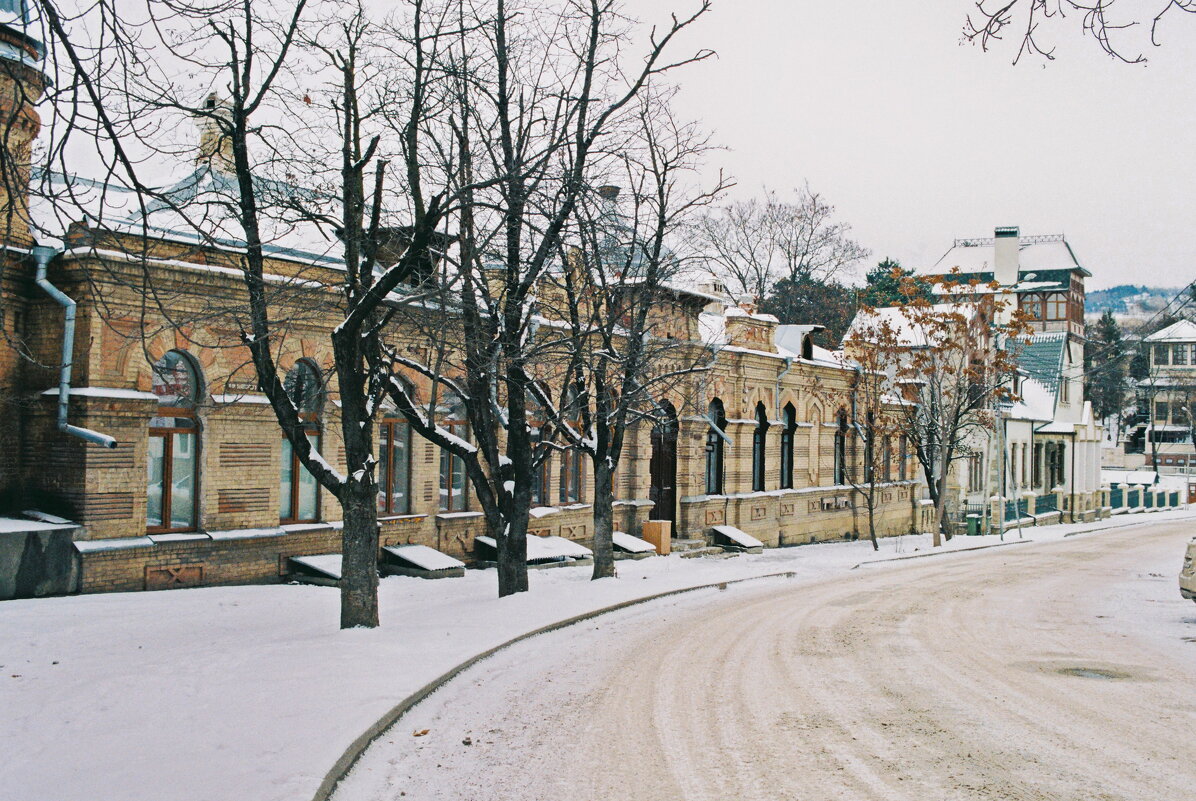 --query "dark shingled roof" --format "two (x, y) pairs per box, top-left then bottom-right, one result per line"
(1013, 333), (1067, 393)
